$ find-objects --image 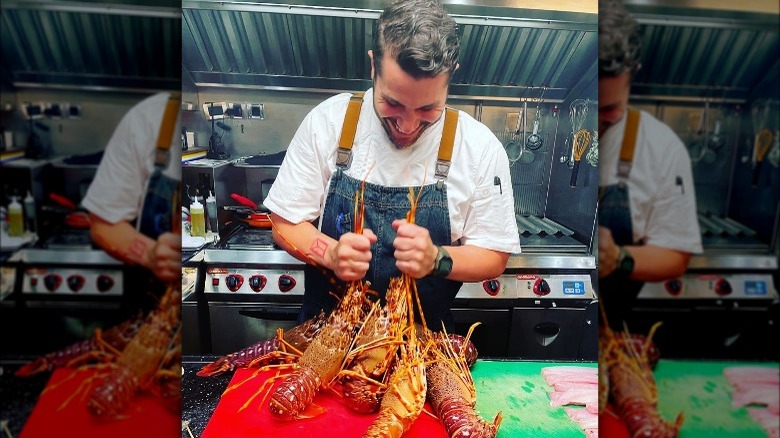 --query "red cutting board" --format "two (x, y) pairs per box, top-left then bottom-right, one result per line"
(599, 403), (631, 438)
(20, 368), (179, 438)
(202, 368), (449, 437)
